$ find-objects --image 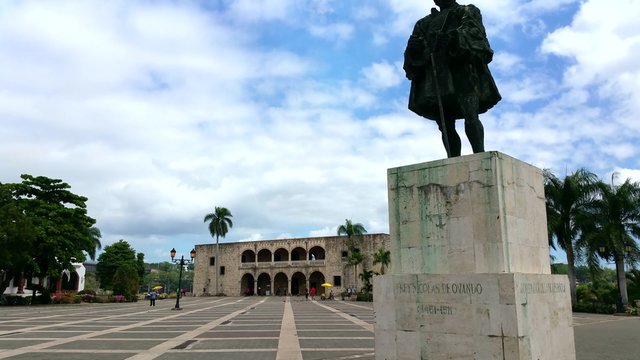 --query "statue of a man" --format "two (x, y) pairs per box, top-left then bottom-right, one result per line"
(404, 0), (501, 157)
